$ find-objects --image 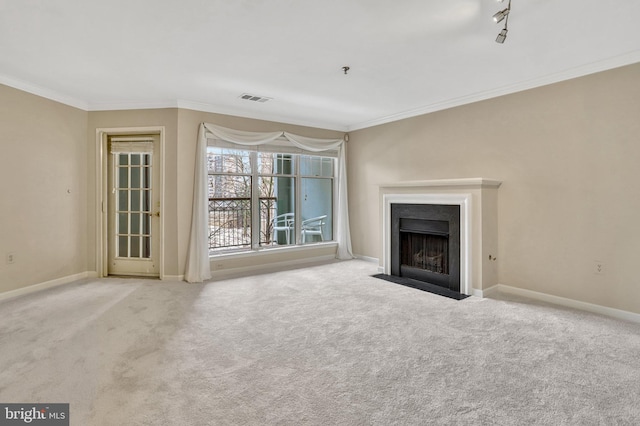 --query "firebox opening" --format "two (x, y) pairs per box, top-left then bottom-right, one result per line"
(391, 204), (461, 293)
(400, 232), (449, 275)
